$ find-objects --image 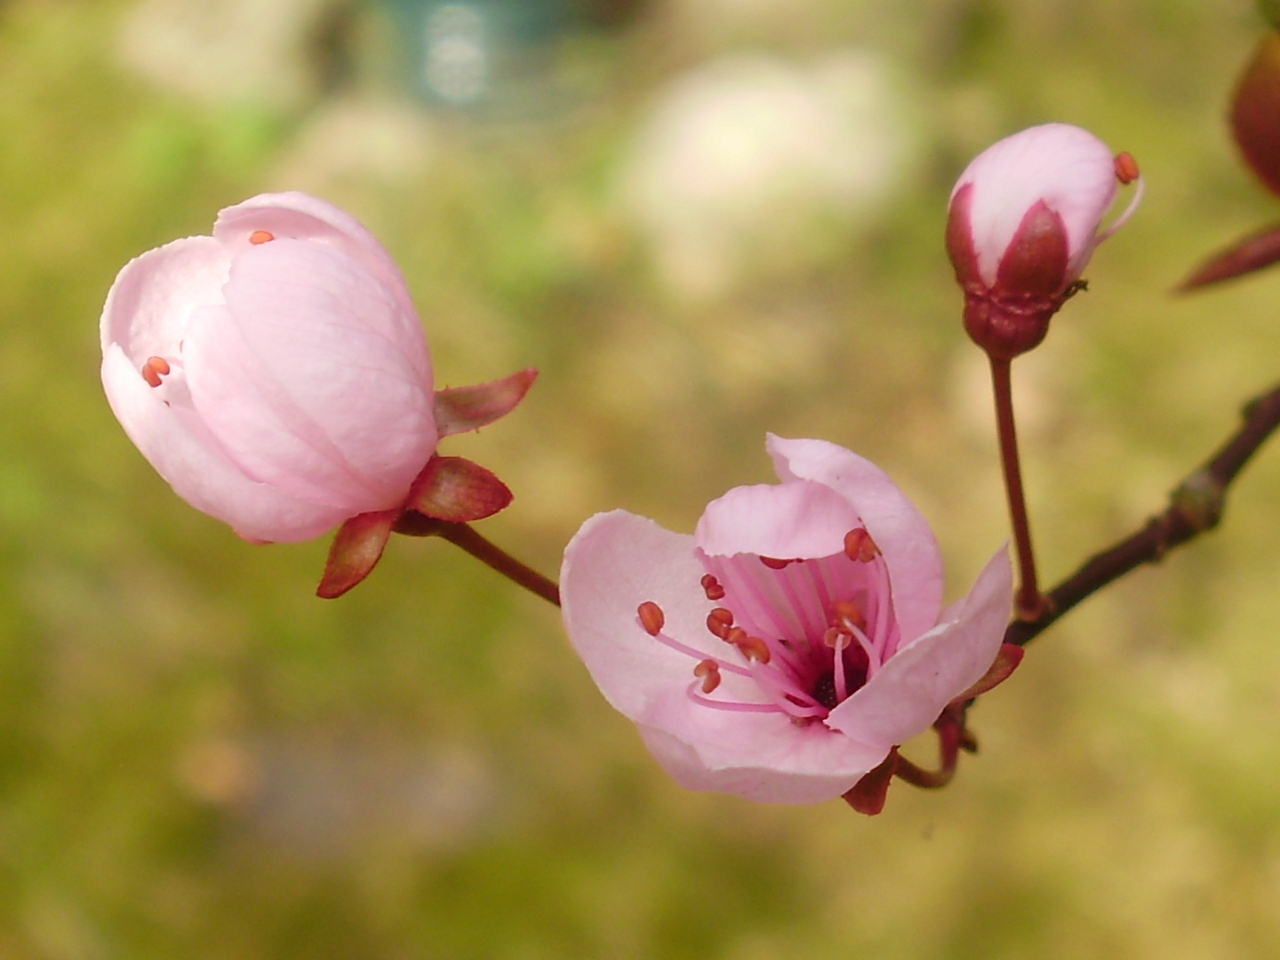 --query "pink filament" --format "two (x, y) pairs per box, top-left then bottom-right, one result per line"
(651, 537), (901, 721)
